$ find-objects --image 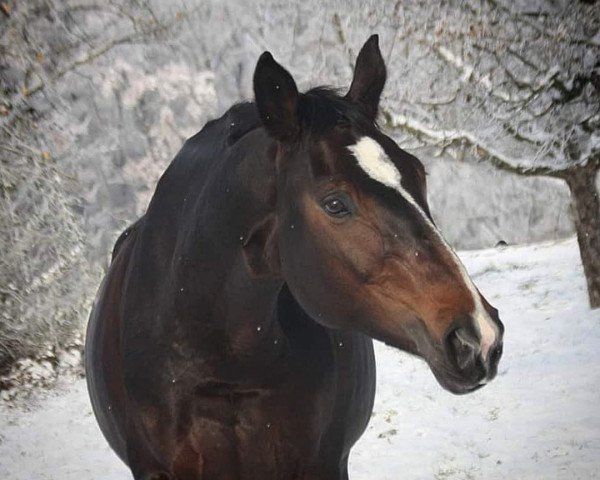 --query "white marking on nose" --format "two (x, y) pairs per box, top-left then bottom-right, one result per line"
(473, 306), (497, 360)
(348, 136), (499, 358)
